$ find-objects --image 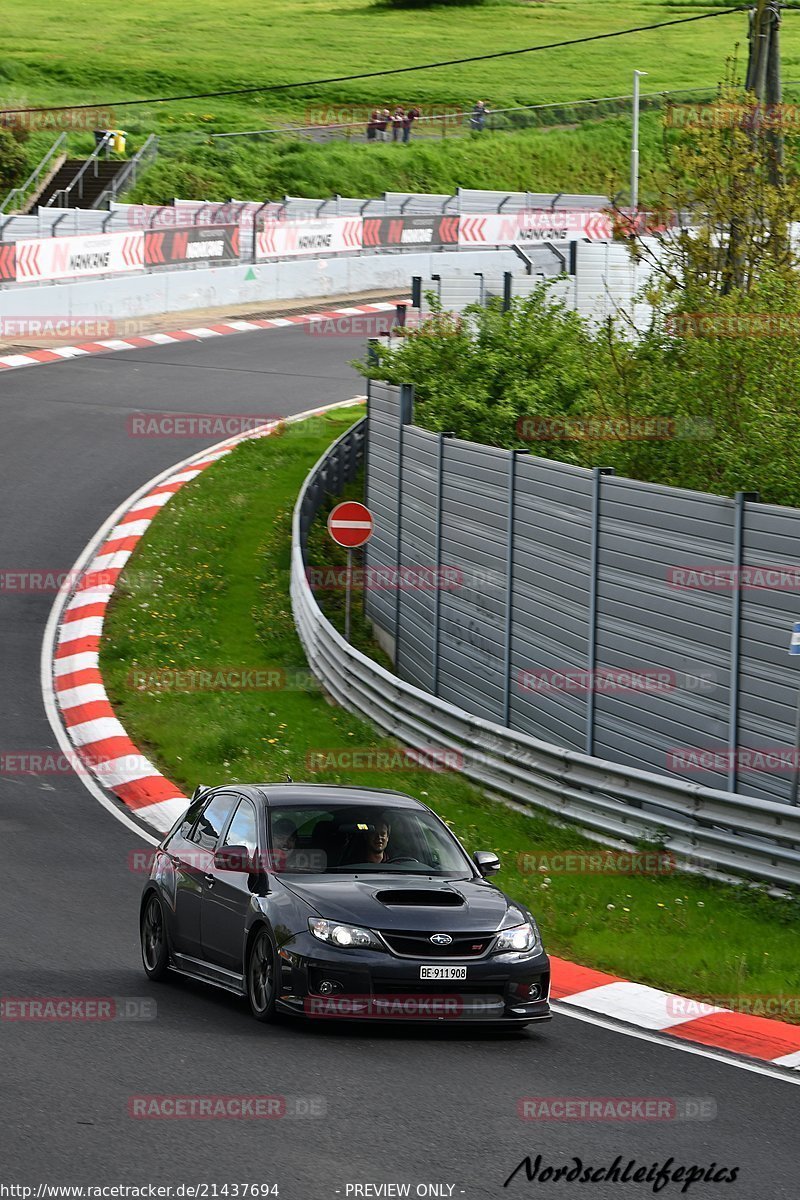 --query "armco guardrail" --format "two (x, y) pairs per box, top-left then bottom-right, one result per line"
(291, 419), (800, 889)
